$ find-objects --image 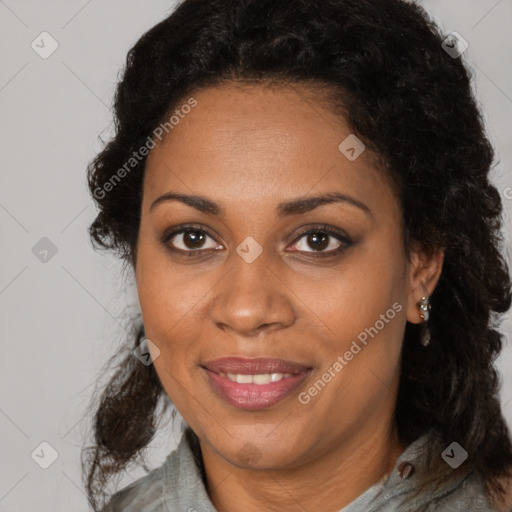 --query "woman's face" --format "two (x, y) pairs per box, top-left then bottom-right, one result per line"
(136, 82), (434, 470)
